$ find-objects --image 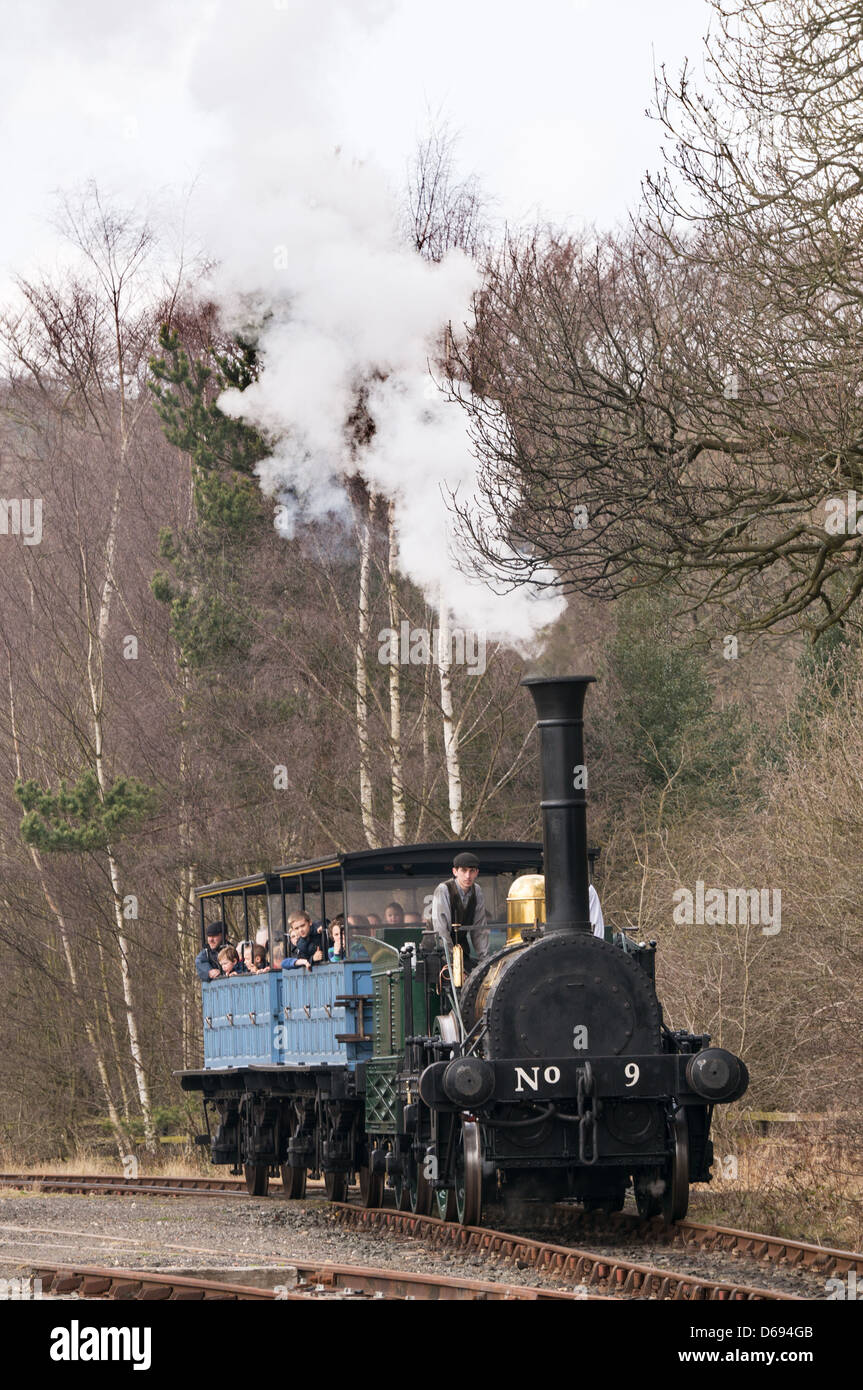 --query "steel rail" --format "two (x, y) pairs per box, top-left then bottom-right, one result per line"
(328, 1204), (803, 1301)
(544, 1205), (863, 1279)
(0, 1174), (246, 1198)
(31, 1260), (594, 1302)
